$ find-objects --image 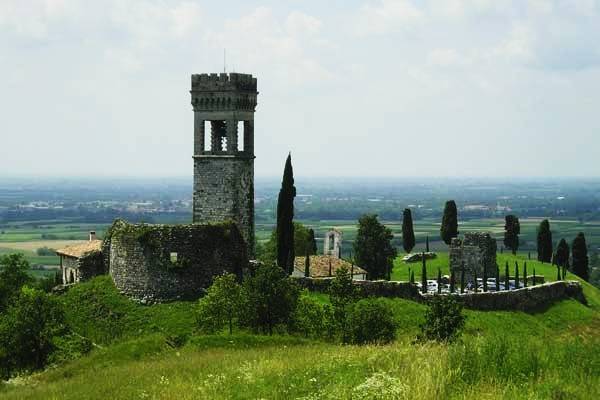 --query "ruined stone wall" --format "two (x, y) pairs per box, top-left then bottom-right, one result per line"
(78, 251), (104, 281)
(108, 221), (247, 303)
(450, 232), (497, 283)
